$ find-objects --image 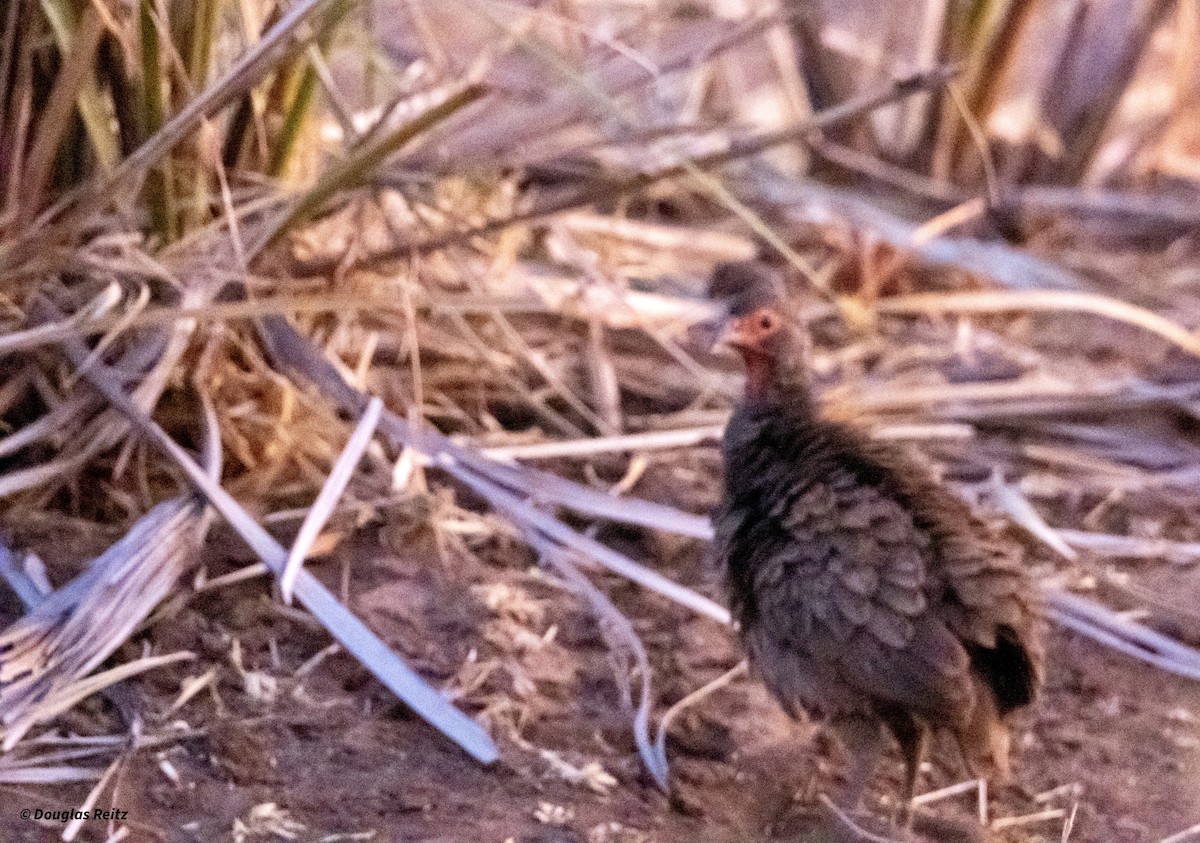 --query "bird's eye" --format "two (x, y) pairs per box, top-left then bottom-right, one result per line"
(758, 312), (777, 332)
